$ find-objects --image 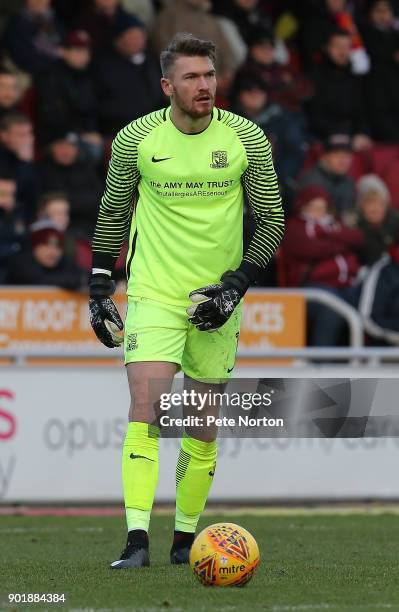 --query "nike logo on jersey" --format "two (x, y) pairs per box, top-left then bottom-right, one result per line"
(151, 156), (173, 163)
(130, 453), (154, 462)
